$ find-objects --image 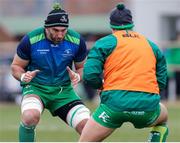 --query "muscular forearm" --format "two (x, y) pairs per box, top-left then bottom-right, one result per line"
(11, 64), (25, 81)
(83, 58), (103, 89)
